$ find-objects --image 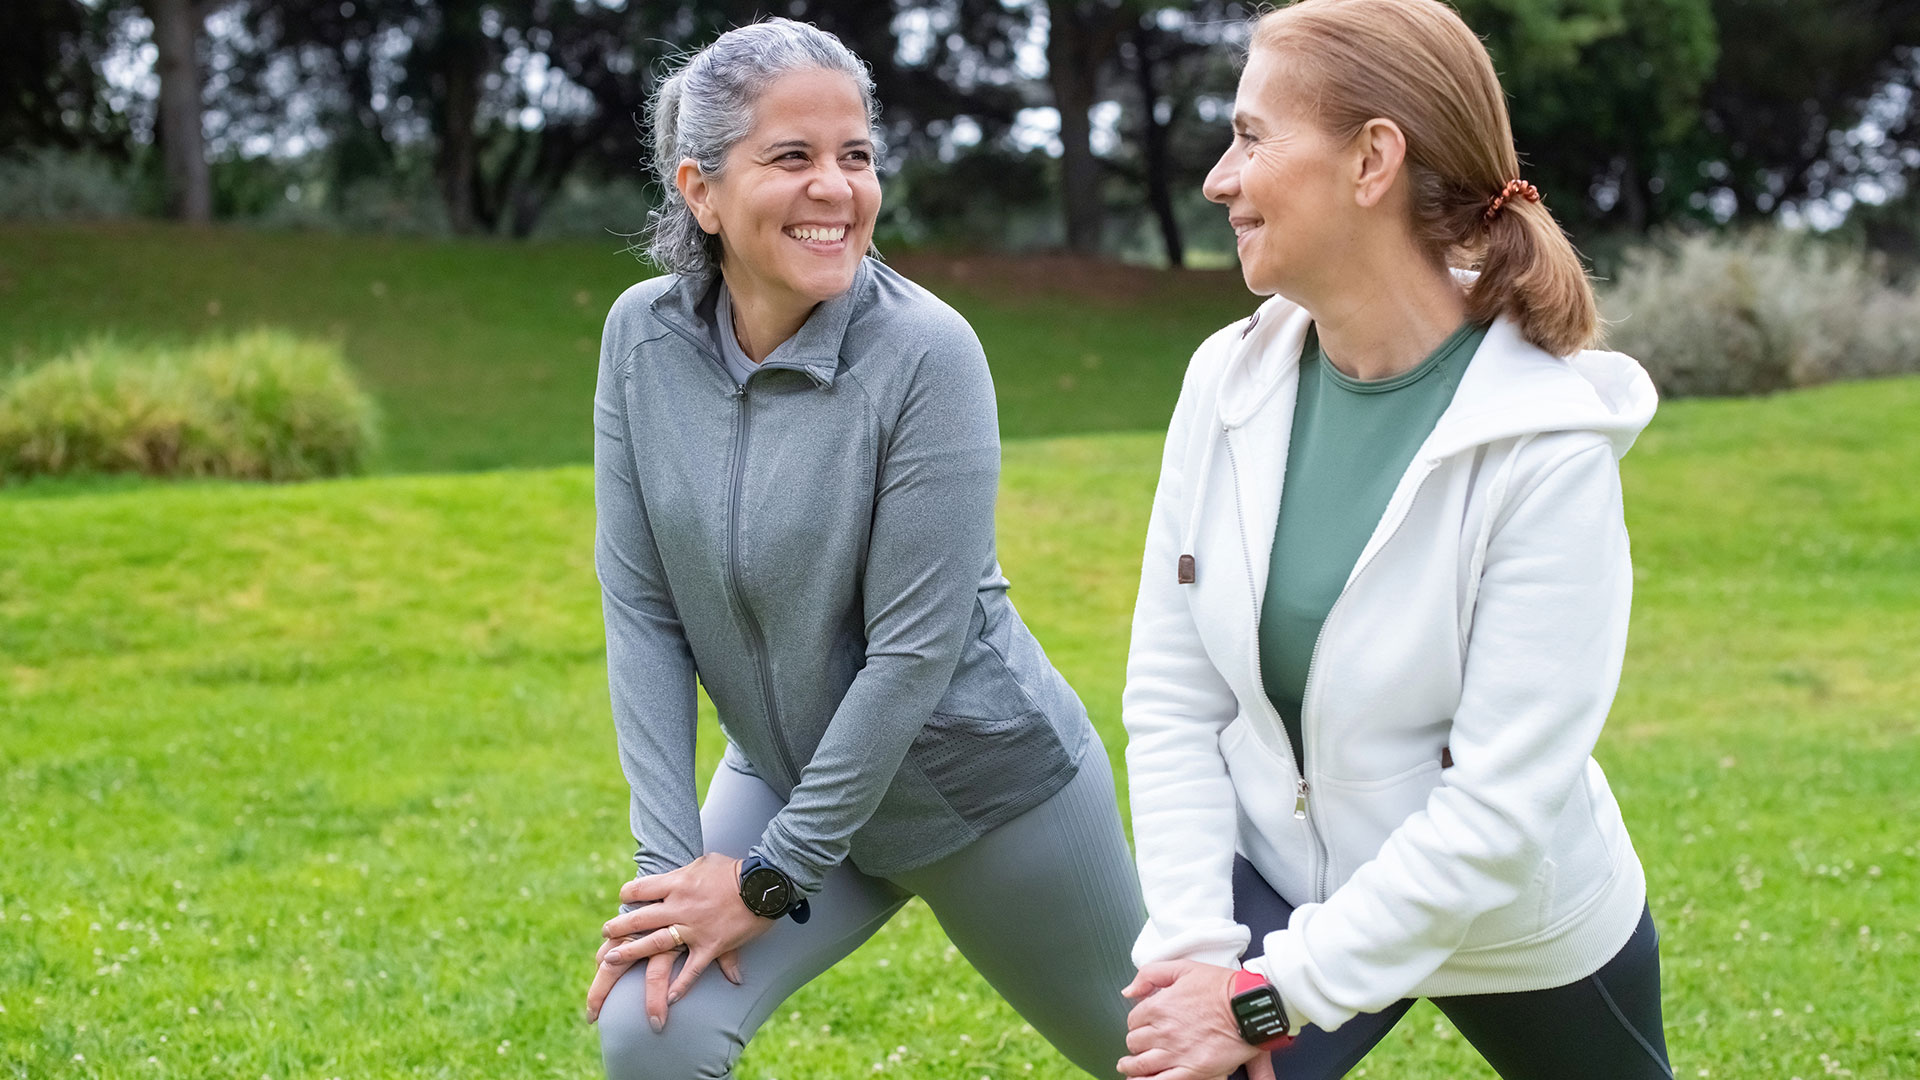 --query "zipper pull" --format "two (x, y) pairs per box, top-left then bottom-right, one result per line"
(1294, 779), (1309, 820)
